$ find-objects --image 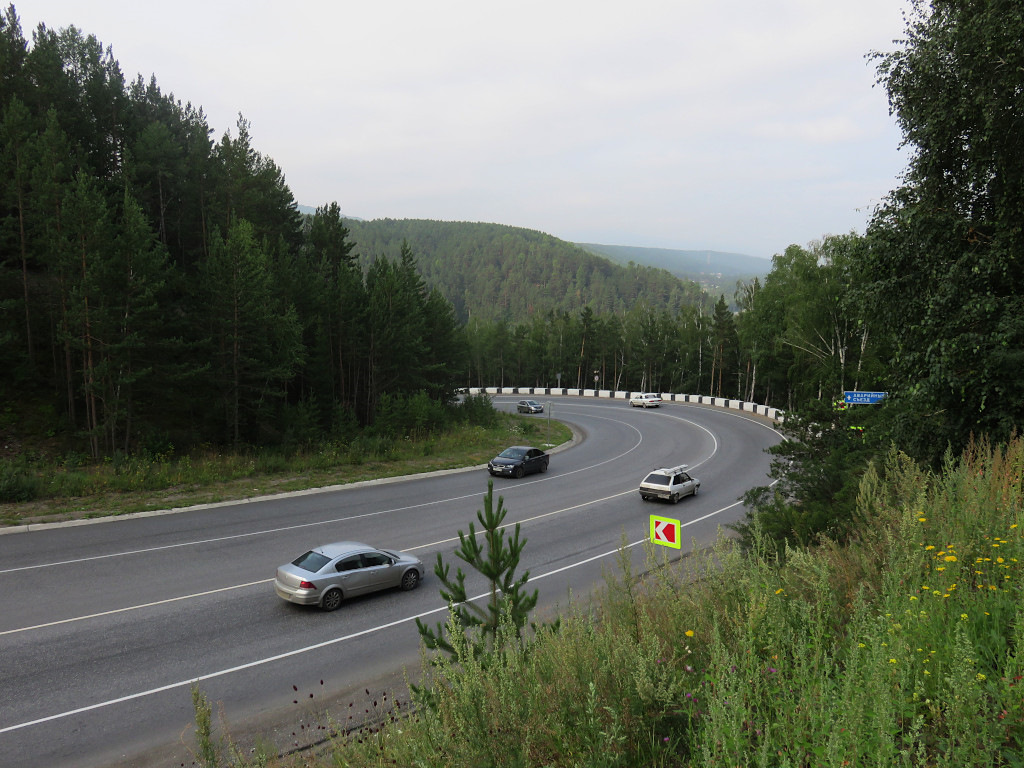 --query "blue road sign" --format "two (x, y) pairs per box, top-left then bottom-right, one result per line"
(844, 391), (887, 405)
